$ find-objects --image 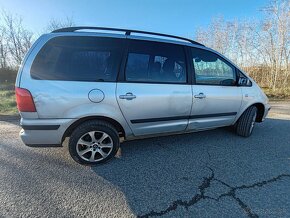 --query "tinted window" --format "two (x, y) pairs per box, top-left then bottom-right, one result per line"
(192, 48), (236, 86)
(237, 69), (252, 86)
(125, 40), (187, 83)
(31, 36), (124, 81)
